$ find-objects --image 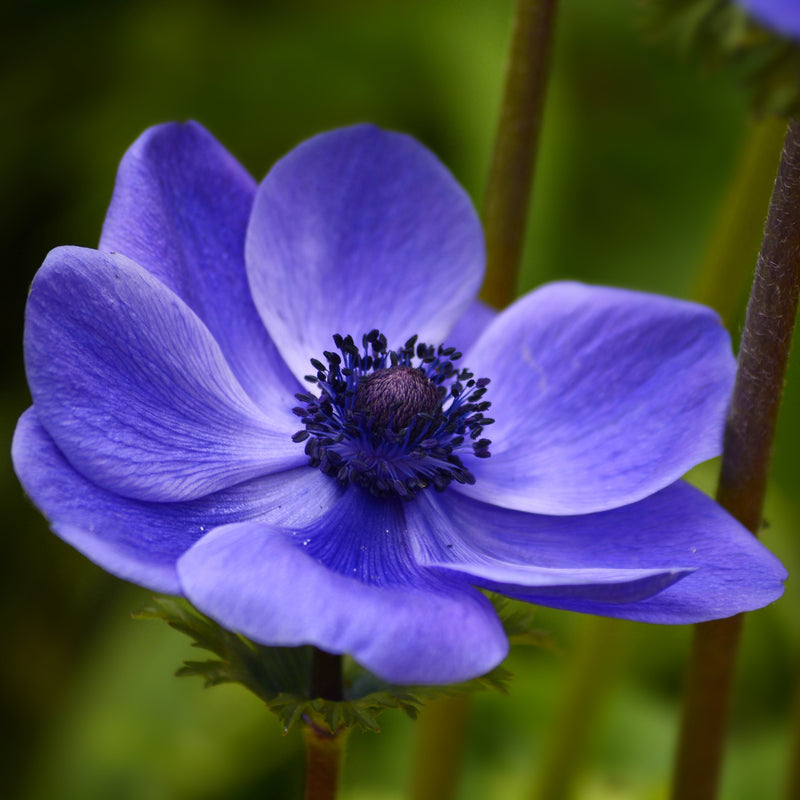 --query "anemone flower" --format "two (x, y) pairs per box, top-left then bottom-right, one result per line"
(12, 122), (786, 684)
(738, 0), (800, 40)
